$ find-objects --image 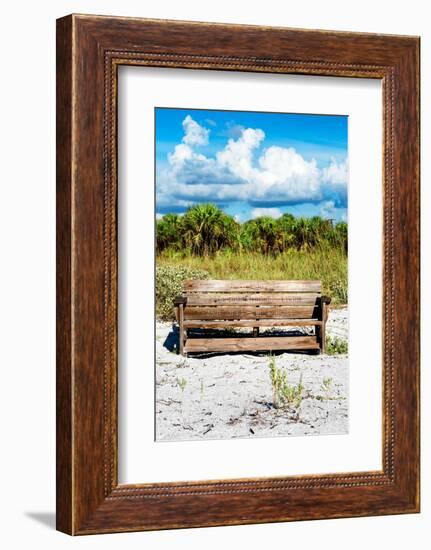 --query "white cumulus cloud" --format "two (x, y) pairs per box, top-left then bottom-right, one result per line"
(157, 115), (348, 212)
(217, 128), (265, 181)
(322, 158), (348, 184)
(251, 207), (283, 219)
(182, 114), (209, 146)
(320, 200), (336, 218)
